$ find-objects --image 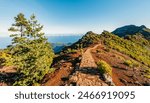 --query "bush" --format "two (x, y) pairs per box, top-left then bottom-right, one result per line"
(124, 60), (139, 68)
(124, 60), (133, 67)
(0, 51), (13, 66)
(66, 48), (77, 54)
(97, 60), (112, 76)
(144, 68), (150, 78)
